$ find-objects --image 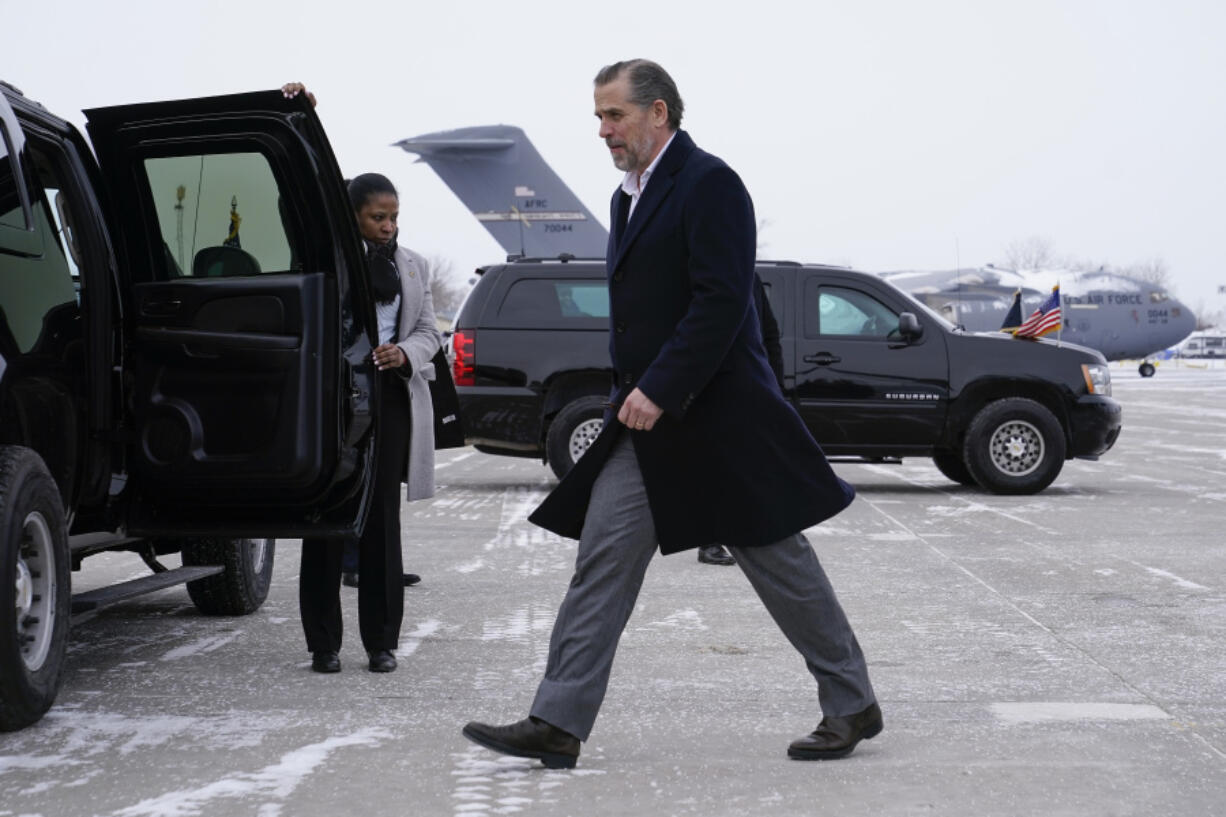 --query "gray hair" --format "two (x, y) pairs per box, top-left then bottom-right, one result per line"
(594, 59), (684, 131)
